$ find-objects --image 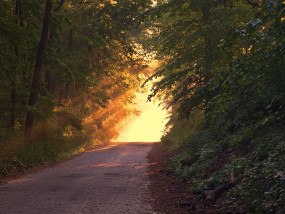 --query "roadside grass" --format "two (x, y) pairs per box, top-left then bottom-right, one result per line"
(0, 125), (92, 177)
(160, 111), (204, 151)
